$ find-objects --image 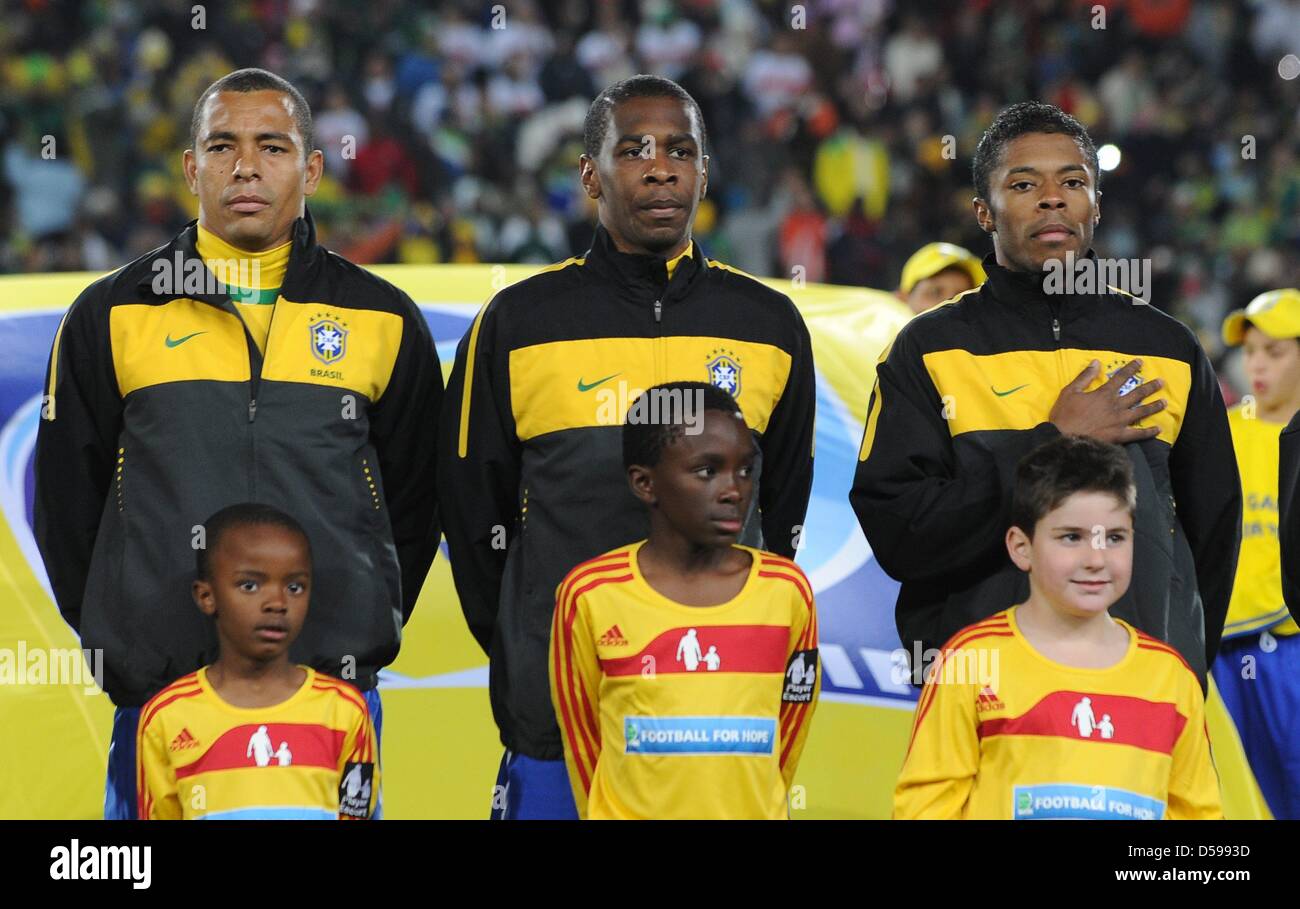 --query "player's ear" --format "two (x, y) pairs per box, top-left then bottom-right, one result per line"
(193, 579), (216, 616)
(1006, 525), (1033, 572)
(303, 148), (324, 196)
(627, 465), (655, 506)
(699, 154), (709, 200)
(183, 148), (199, 196)
(579, 154), (601, 201)
(973, 196), (995, 234)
